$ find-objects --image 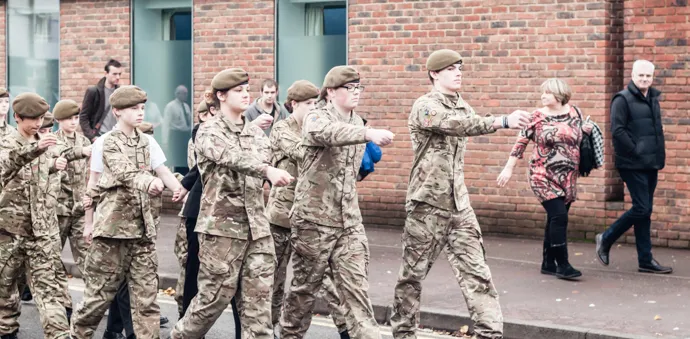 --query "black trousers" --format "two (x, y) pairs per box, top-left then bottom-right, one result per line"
(542, 197), (572, 248)
(182, 217), (241, 339)
(105, 280), (135, 338)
